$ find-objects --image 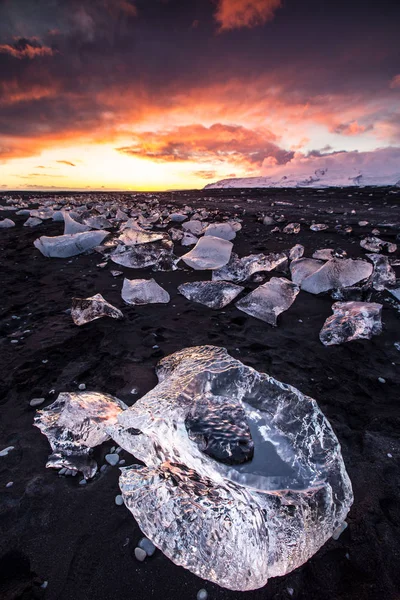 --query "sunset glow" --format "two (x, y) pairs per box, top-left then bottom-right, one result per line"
(0, 0), (399, 190)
